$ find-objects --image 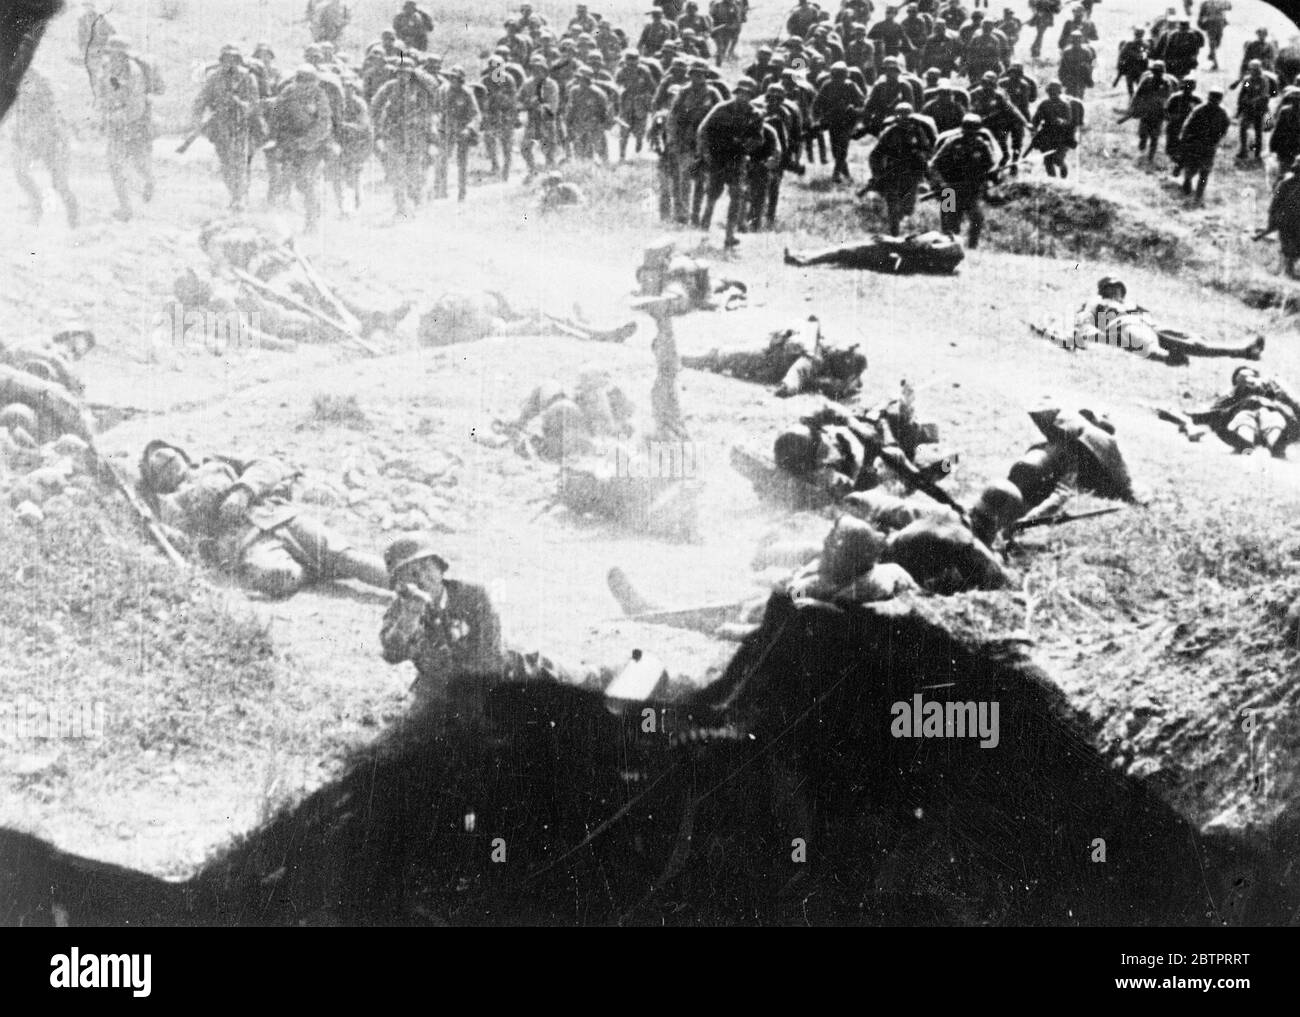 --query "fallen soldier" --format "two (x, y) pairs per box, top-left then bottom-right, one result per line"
(0, 326), (95, 396)
(782, 231), (965, 274)
(759, 386), (950, 504)
(681, 315), (868, 400)
(137, 440), (390, 597)
(969, 405), (1137, 546)
(497, 368), (636, 461)
(197, 219), (412, 343)
(1154, 365), (1300, 458)
(0, 362), (96, 447)
(1030, 276), (1265, 366)
(633, 239), (748, 313)
(417, 291), (636, 346)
